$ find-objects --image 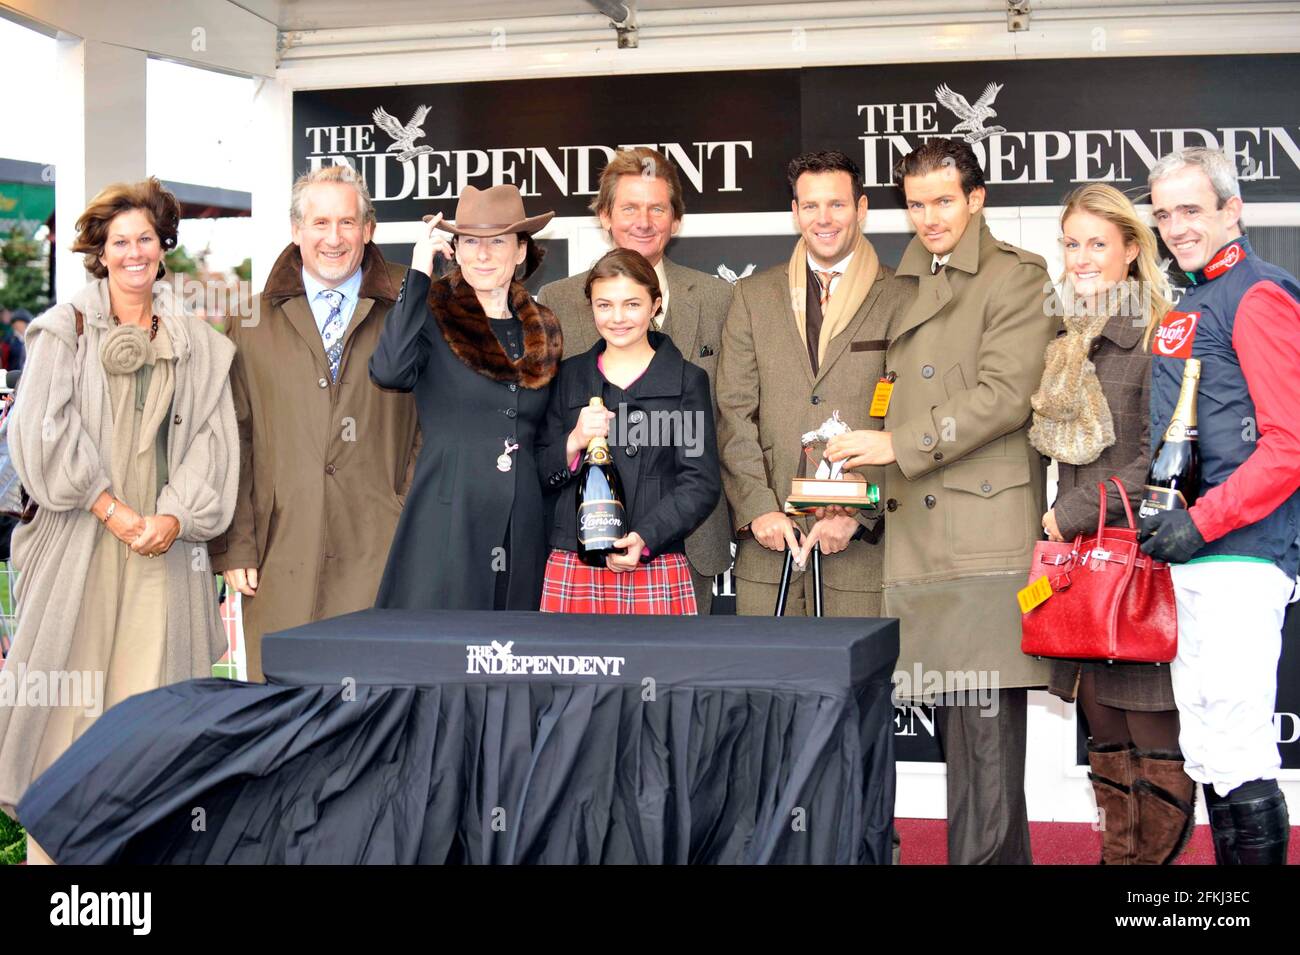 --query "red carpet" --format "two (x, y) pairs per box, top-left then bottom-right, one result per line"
(895, 818), (1300, 864)
(13, 820), (1294, 865)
